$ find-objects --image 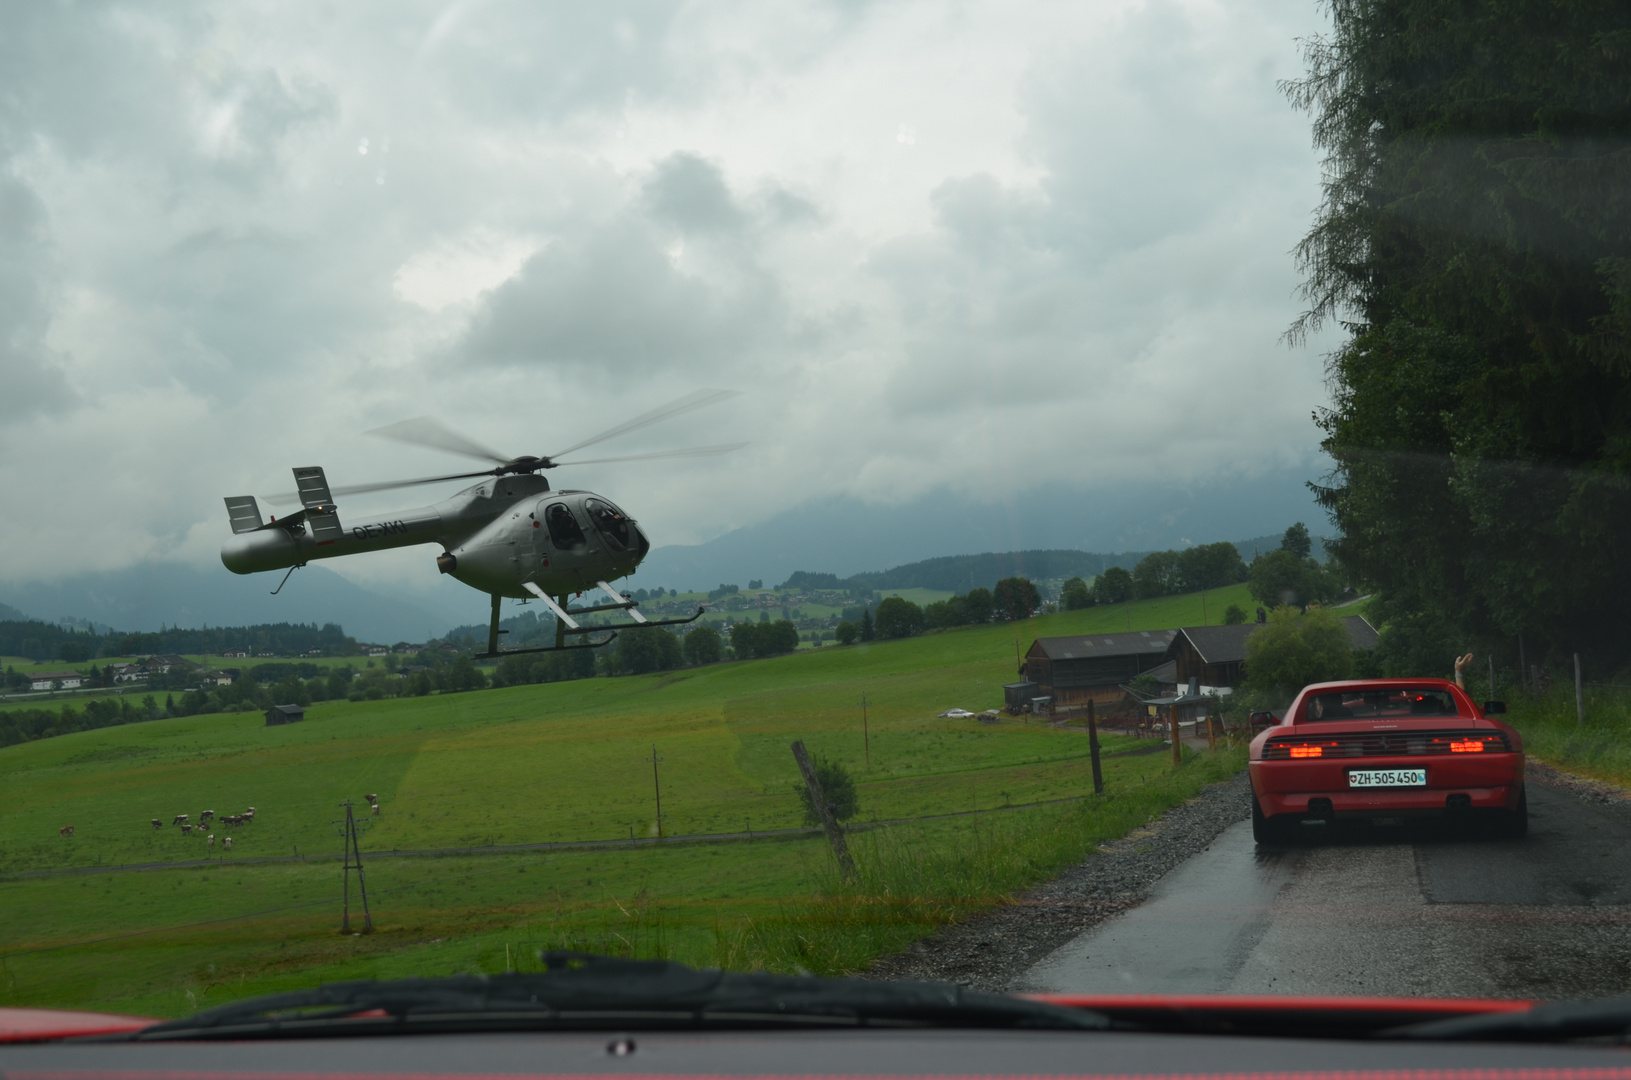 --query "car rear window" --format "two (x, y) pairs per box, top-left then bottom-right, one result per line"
(1304, 688), (1462, 721)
